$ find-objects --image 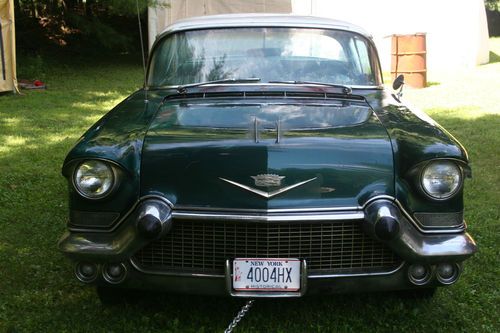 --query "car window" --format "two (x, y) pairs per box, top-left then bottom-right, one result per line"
(148, 28), (380, 87)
